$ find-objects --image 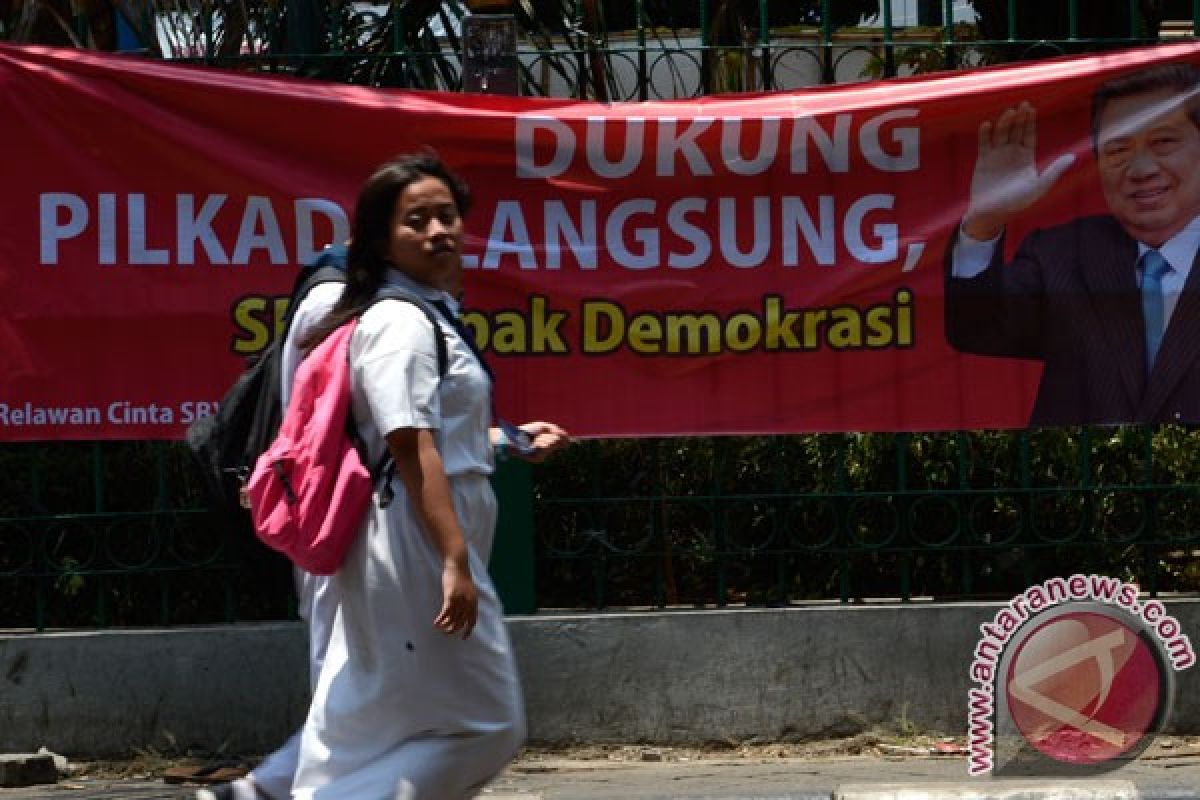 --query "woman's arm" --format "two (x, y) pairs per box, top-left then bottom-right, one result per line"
(387, 427), (477, 638)
(491, 420), (572, 463)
